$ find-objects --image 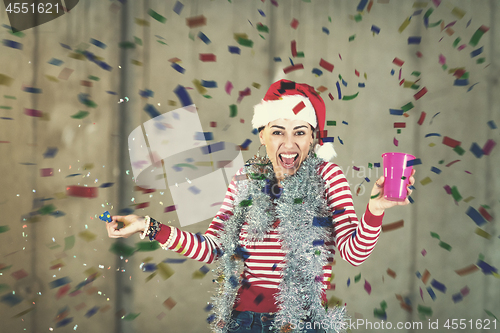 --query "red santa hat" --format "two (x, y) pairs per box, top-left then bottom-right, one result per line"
(252, 79), (336, 161)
